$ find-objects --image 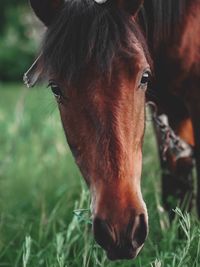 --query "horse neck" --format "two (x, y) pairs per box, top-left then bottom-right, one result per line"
(177, 0), (200, 72)
(140, 0), (198, 53)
